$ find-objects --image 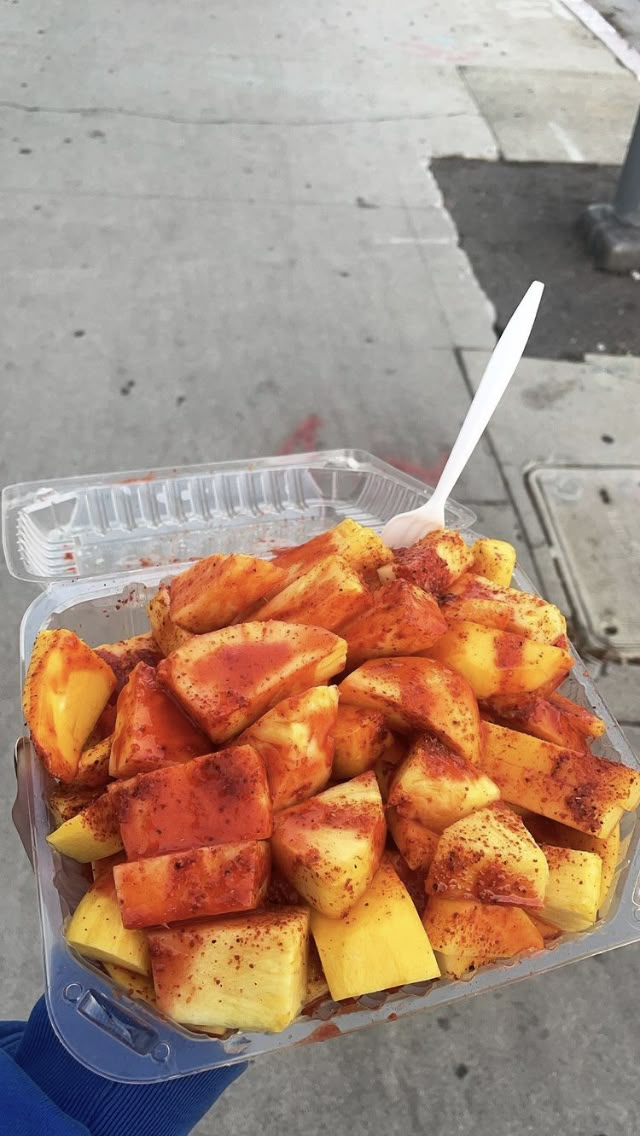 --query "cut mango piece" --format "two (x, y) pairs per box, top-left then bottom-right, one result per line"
(490, 698), (588, 754)
(540, 845), (602, 932)
(311, 858), (440, 1001)
(442, 574), (566, 646)
(240, 686), (337, 810)
(110, 661), (210, 779)
(170, 553), (284, 632)
(426, 803), (549, 908)
(23, 629), (117, 782)
(118, 744), (271, 860)
(481, 722), (639, 839)
(251, 555), (369, 632)
(339, 656), (481, 765)
(388, 734), (500, 832)
(114, 841), (270, 928)
(65, 872), (150, 975)
(471, 538), (516, 587)
(149, 908), (309, 1033)
(390, 529), (474, 594)
(423, 896), (544, 978)
(157, 621), (346, 744)
(48, 790), (123, 863)
(428, 621), (573, 699)
(340, 580), (446, 667)
(147, 585), (195, 656)
(331, 704), (393, 781)
(272, 771), (386, 918)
